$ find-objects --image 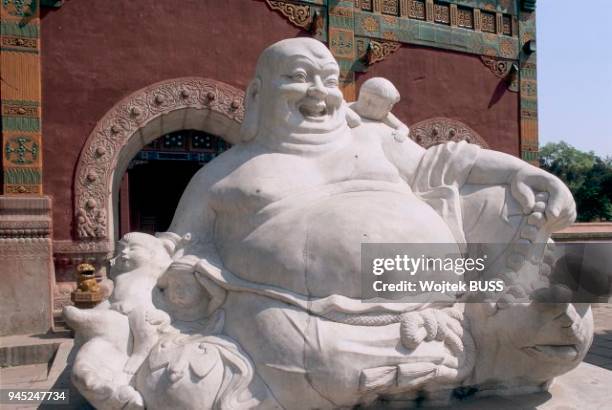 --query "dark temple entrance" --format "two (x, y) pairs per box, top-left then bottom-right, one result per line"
(118, 130), (230, 235)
